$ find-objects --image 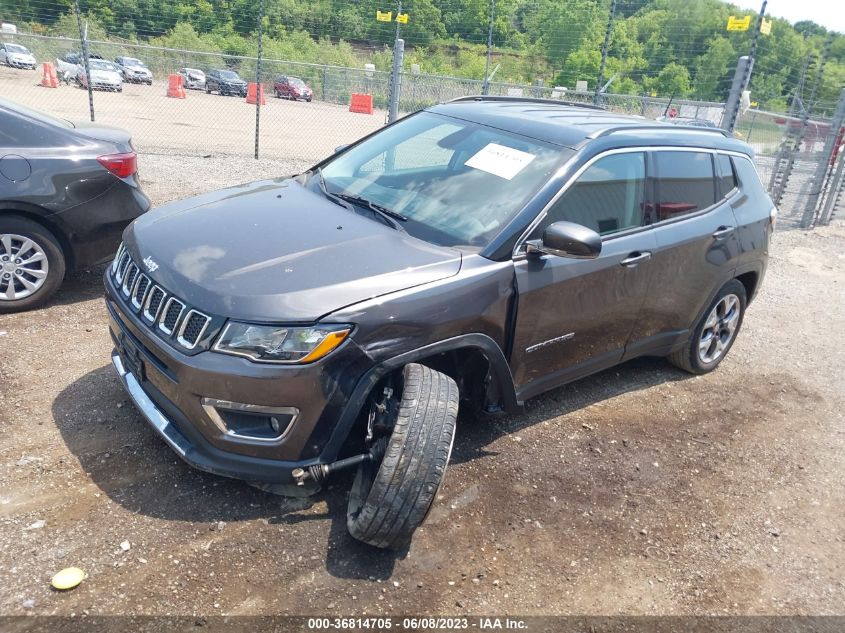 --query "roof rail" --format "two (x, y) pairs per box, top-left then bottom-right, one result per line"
(591, 124), (732, 139)
(447, 95), (606, 111)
